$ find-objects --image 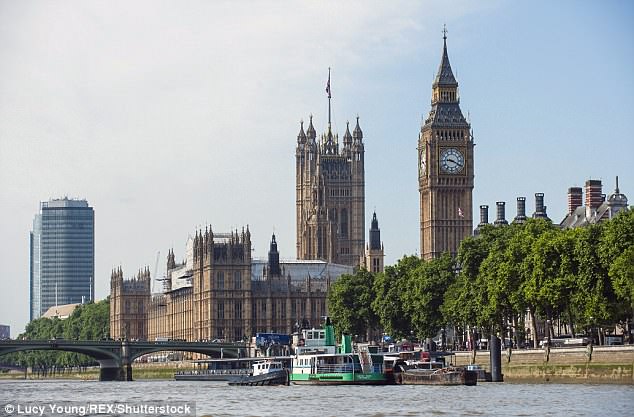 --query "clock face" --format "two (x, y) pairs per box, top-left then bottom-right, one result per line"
(419, 147), (427, 176)
(440, 148), (464, 174)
